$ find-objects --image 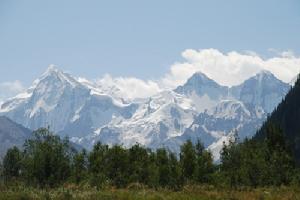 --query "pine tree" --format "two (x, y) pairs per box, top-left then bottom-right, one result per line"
(106, 145), (129, 188)
(22, 128), (73, 187)
(180, 140), (196, 183)
(146, 152), (159, 188)
(194, 140), (214, 184)
(156, 148), (171, 187)
(220, 136), (242, 188)
(264, 123), (294, 185)
(73, 149), (88, 184)
(88, 142), (109, 188)
(128, 144), (150, 185)
(3, 146), (22, 181)
(168, 152), (182, 190)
